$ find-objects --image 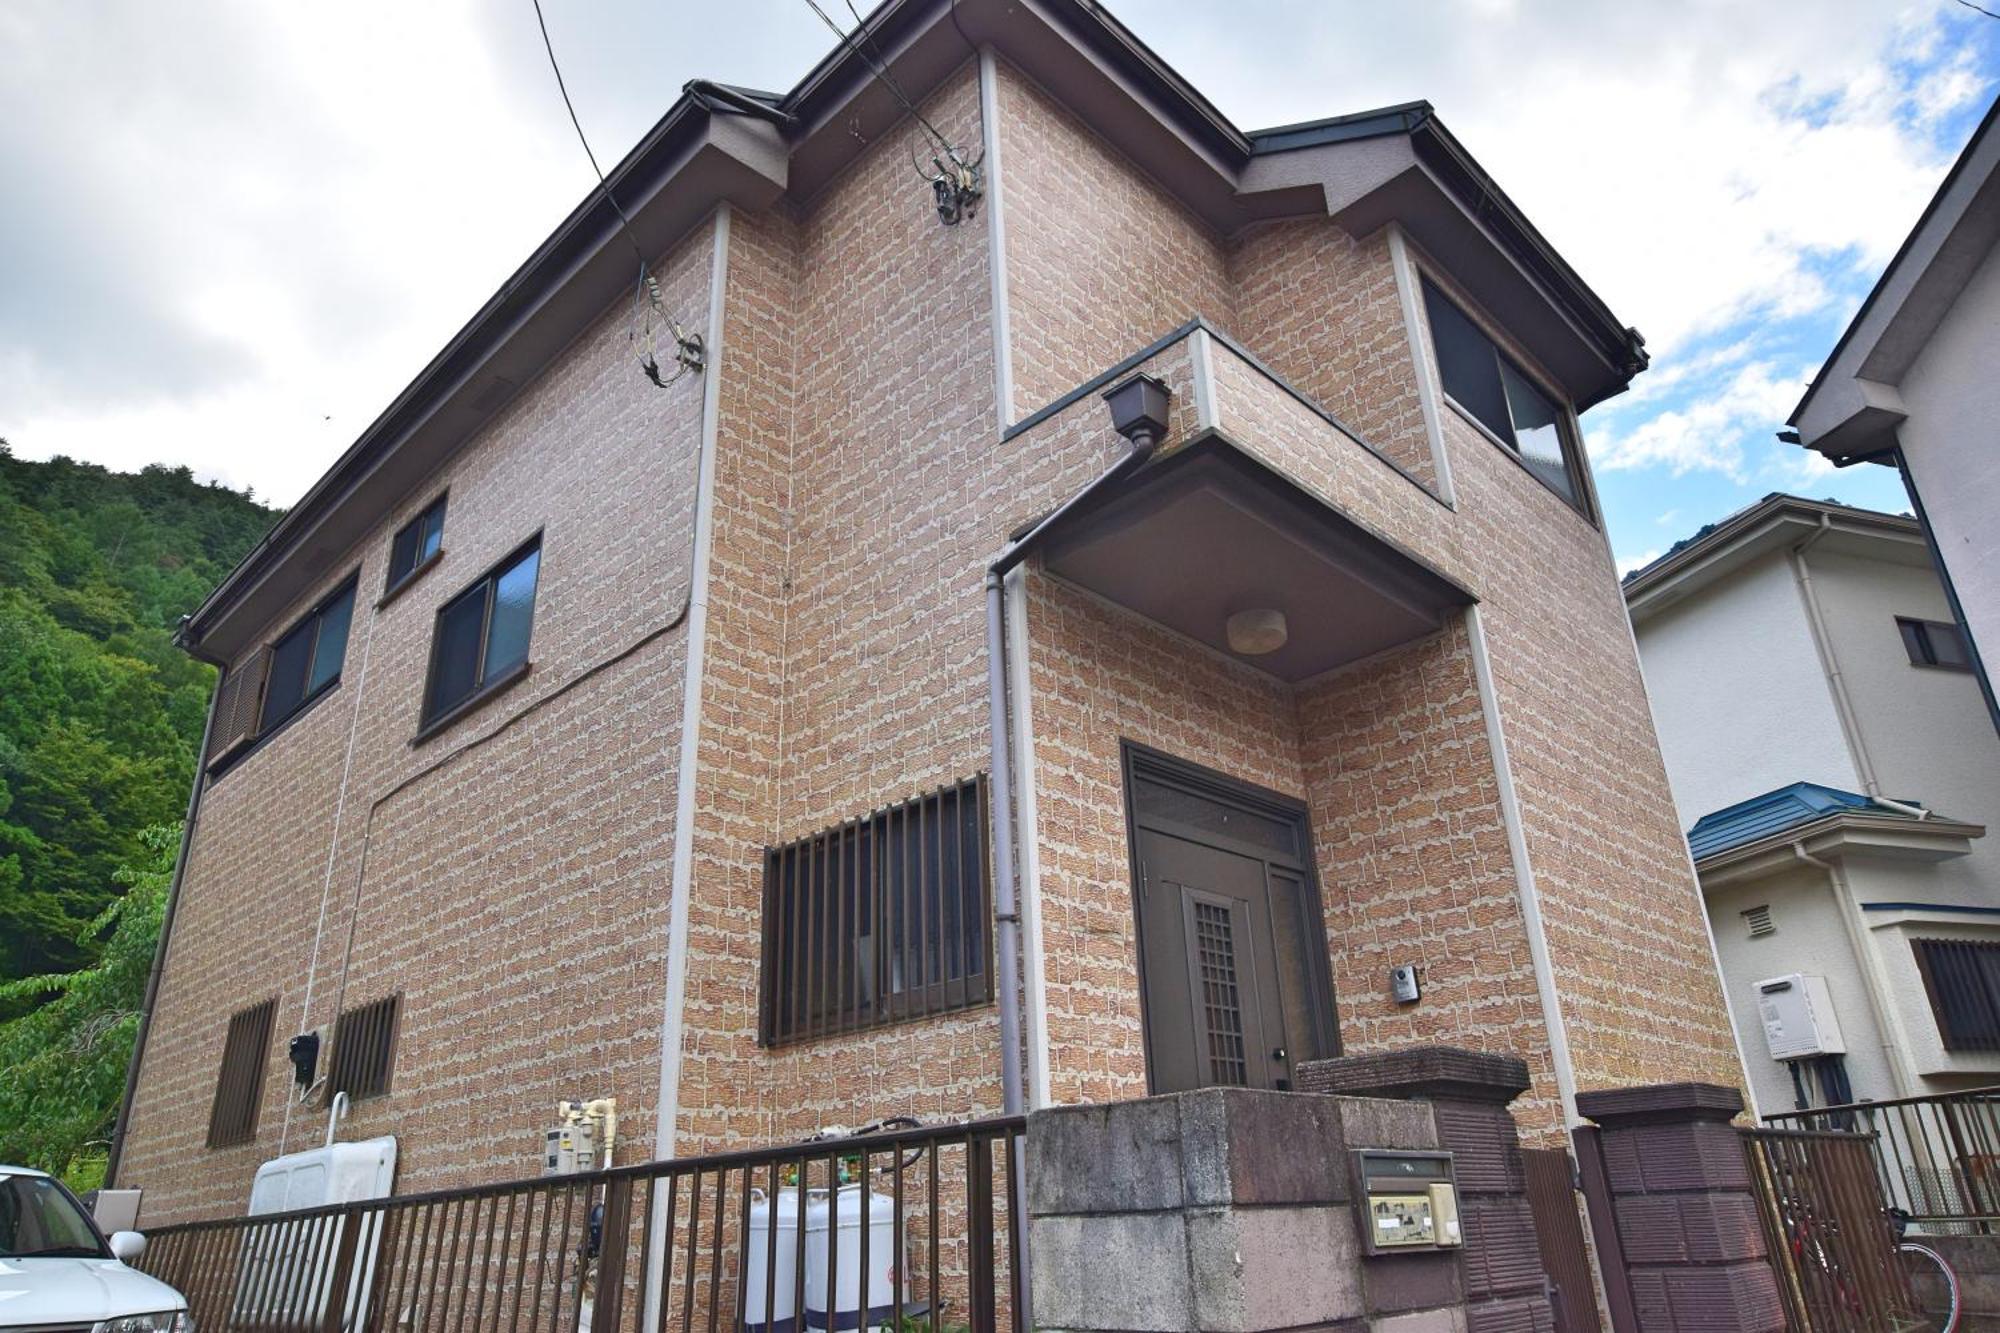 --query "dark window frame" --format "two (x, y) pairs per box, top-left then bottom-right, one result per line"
(259, 576), (359, 735)
(1420, 275), (1594, 519)
(205, 997), (276, 1149)
(207, 572), (361, 778)
(758, 776), (993, 1047)
(380, 492), (449, 607)
(416, 532), (542, 742)
(328, 993), (402, 1101)
(1897, 617), (1974, 673)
